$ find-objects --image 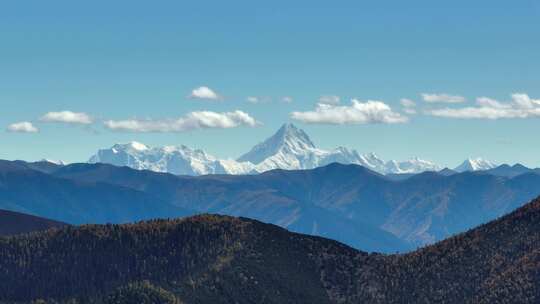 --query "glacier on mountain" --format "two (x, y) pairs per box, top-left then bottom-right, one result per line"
(89, 142), (254, 175)
(454, 157), (498, 172)
(89, 123), (446, 175)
